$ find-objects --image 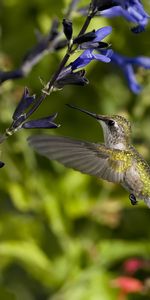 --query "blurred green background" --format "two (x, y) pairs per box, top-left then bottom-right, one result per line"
(0, 0), (150, 299)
